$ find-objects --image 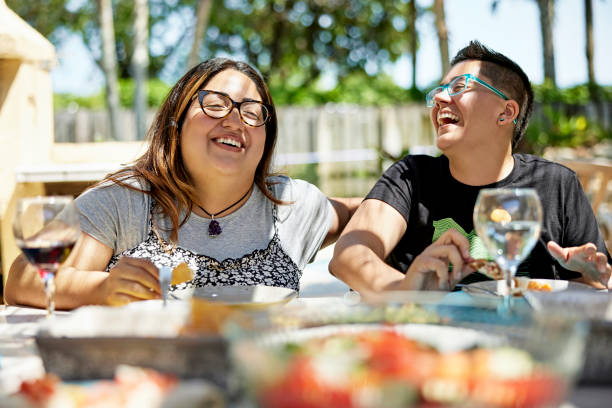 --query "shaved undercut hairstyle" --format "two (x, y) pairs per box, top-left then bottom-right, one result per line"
(451, 40), (534, 148)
